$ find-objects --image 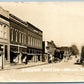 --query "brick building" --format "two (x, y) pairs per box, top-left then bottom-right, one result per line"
(0, 7), (10, 68)
(42, 40), (56, 62)
(0, 6), (43, 68)
(9, 14), (43, 64)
